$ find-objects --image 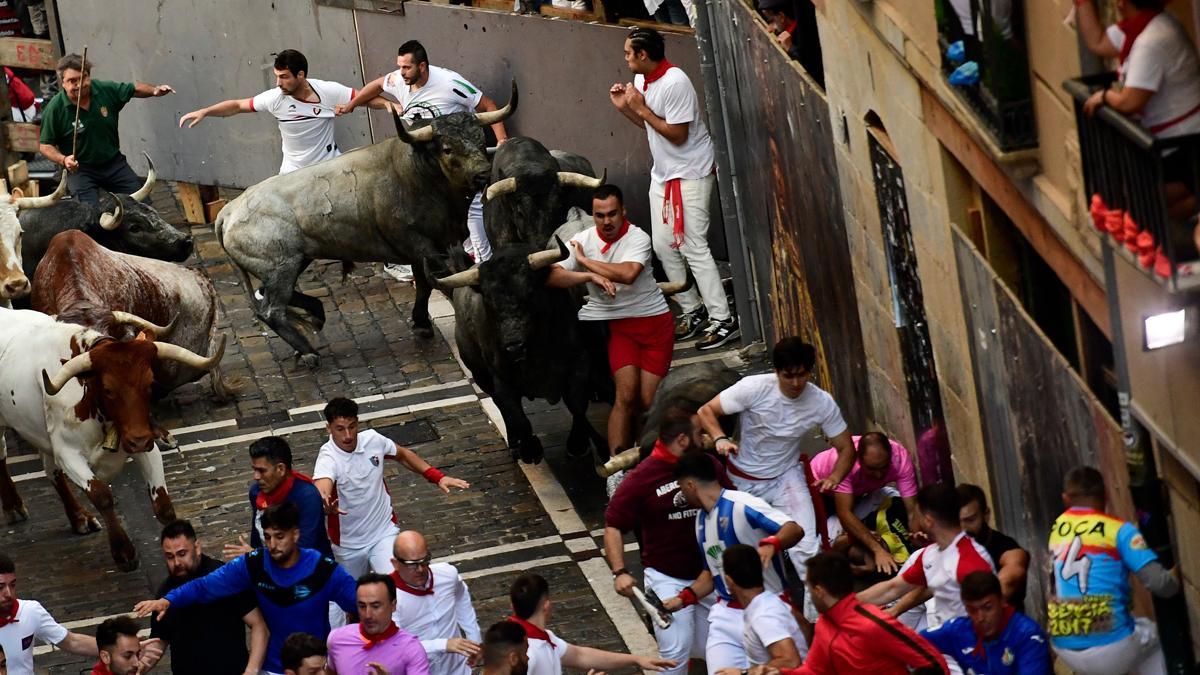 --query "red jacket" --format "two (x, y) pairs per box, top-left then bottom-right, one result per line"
(783, 594), (948, 675)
